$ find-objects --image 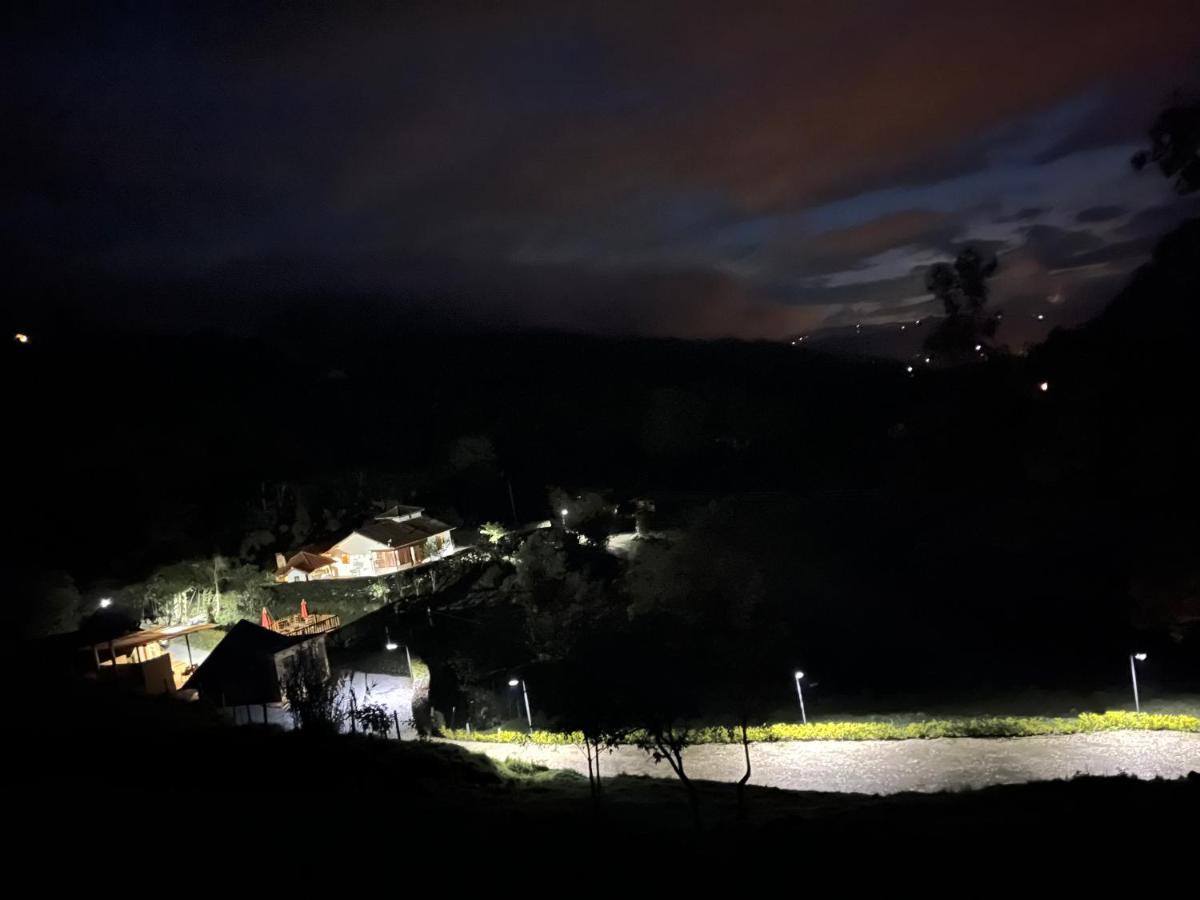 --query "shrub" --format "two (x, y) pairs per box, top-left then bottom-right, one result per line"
(439, 711), (1200, 745)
